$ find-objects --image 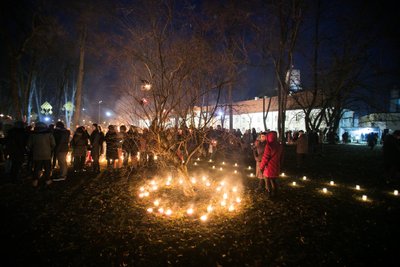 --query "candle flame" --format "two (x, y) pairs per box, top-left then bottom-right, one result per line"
(200, 215), (208, 221)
